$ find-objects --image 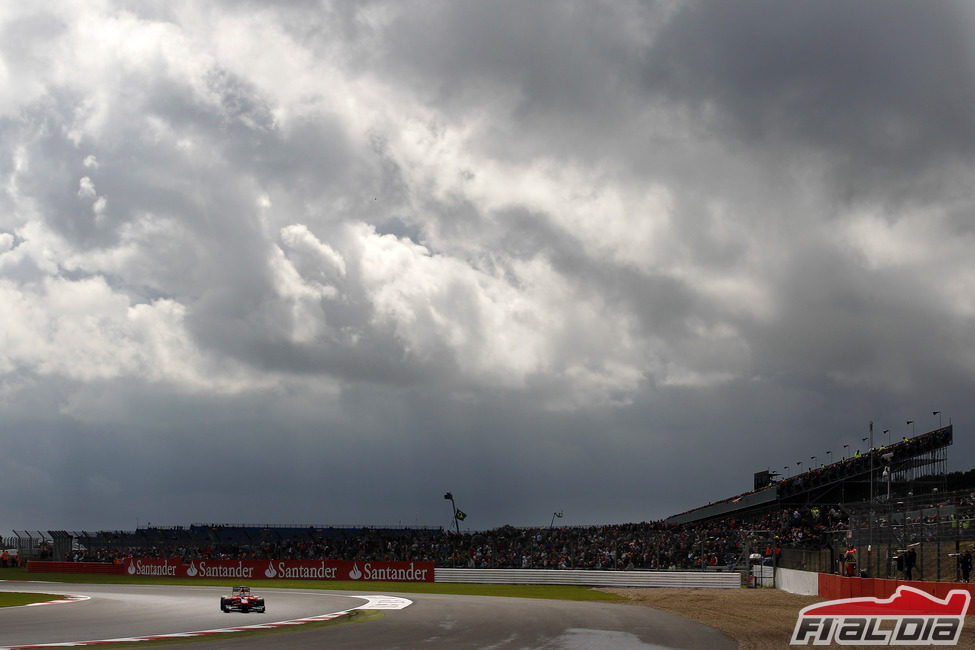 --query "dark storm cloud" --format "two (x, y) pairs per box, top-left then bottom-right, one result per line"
(644, 0), (975, 197)
(1, 1), (975, 532)
(365, 1), (975, 200)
